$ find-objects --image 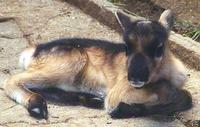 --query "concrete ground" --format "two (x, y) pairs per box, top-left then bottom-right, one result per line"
(0, 0), (199, 127)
